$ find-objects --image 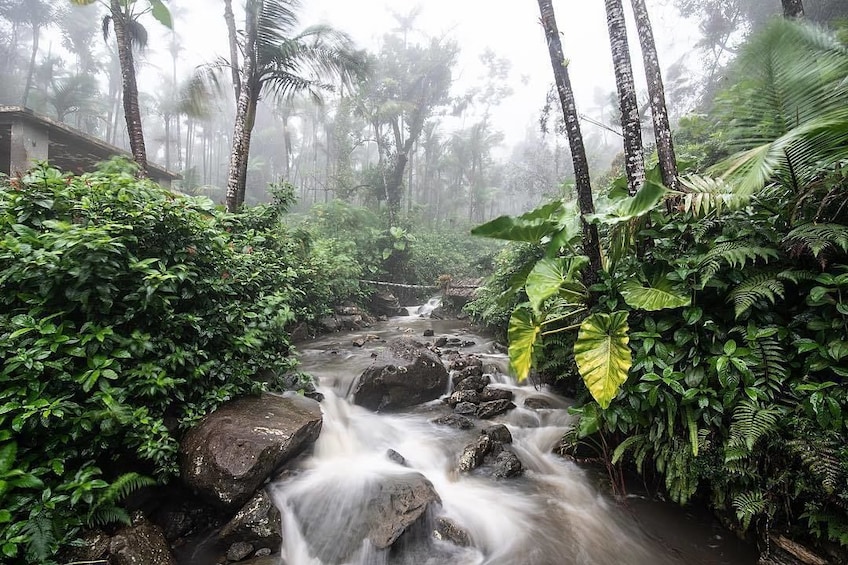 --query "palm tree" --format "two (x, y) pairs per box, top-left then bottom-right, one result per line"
(713, 19), (848, 211)
(224, 0), (366, 212)
(536, 0), (602, 284)
(629, 0), (678, 191)
(605, 0), (645, 197)
(70, 0), (173, 177)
